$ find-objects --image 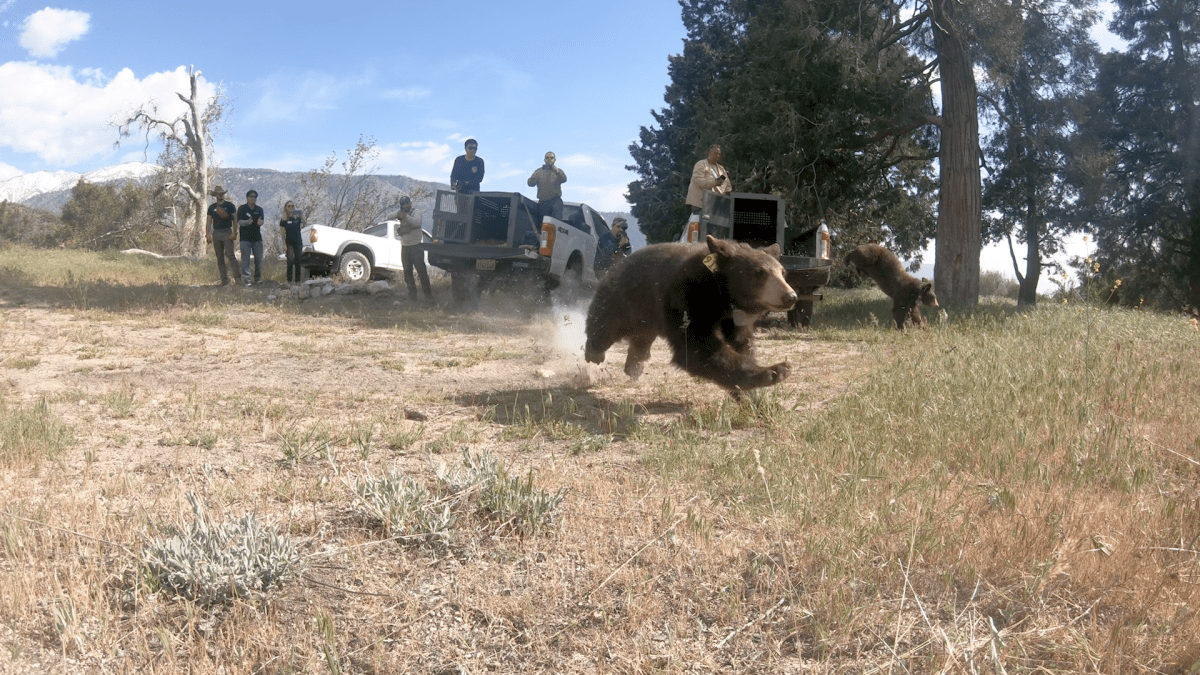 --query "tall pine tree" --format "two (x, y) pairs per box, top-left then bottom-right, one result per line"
(627, 0), (938, 255)
(980, 0), (1099, 307)
(1085, 0), (1200, 310)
